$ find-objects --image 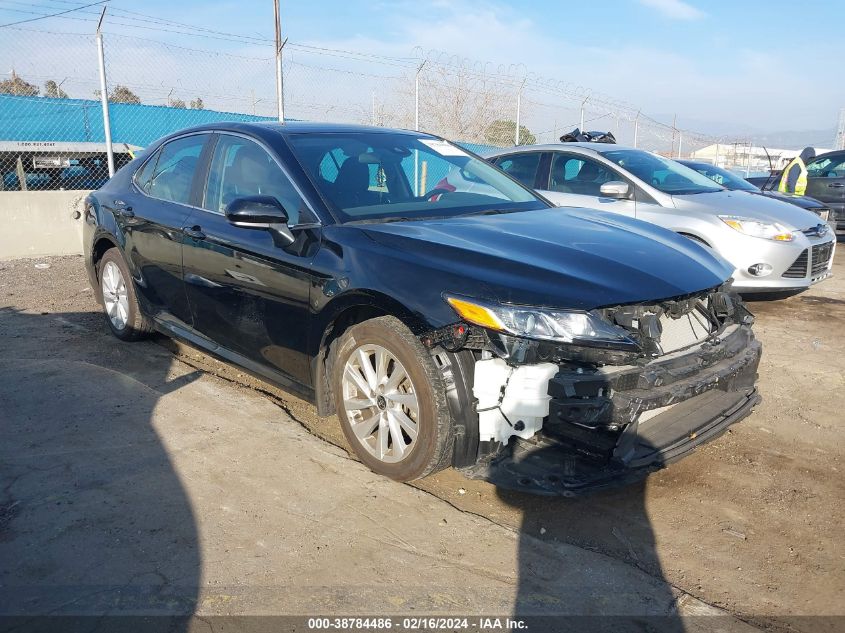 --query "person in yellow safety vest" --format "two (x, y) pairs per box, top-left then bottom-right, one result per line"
(778, 146), (815, 196)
